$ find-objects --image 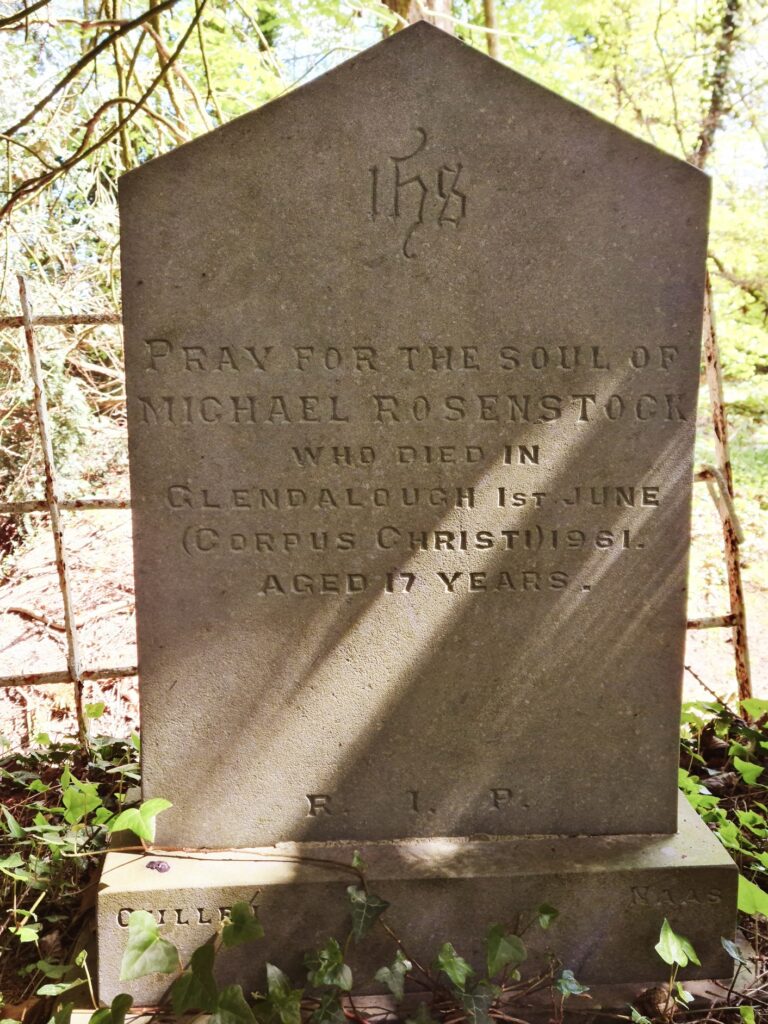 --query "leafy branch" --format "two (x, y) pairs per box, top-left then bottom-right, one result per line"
(0, 0), (209, 221)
